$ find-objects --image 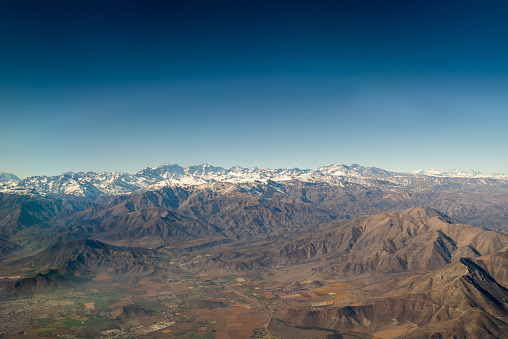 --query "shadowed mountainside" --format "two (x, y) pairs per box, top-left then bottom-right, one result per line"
(185, 207), (508, 282)
(274, 256), (508, 338)
(0, 239), (171, 296)
(3, 175), (508, 258)
(0, 269), (76, 297)
(9, 239), (167, 276)
(3, 205), (508, 337)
